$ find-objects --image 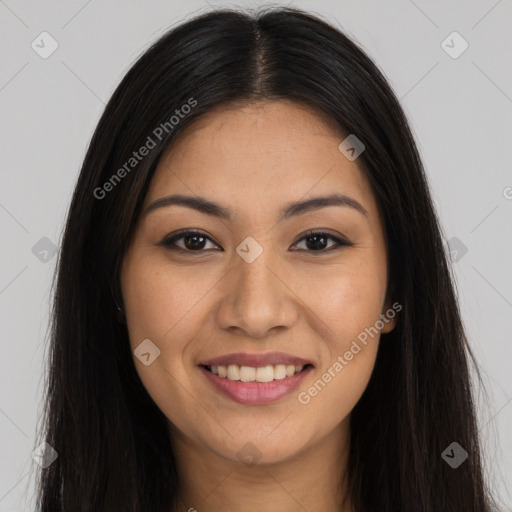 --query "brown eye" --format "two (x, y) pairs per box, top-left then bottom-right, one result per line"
(158, 229), (351, 254)
(292, 231), (351, 252)
(158, 230), (221, 252)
